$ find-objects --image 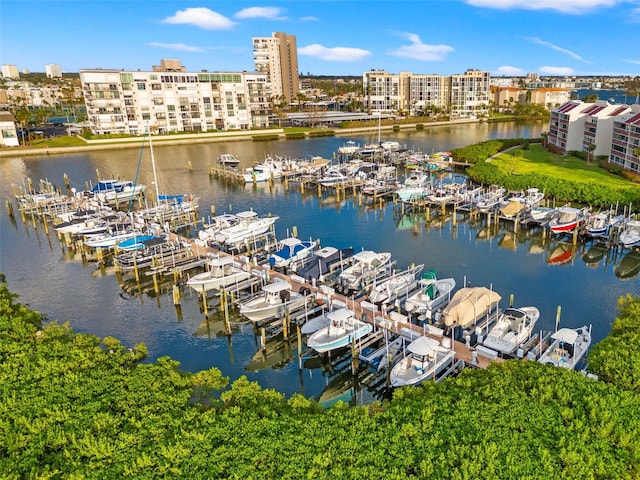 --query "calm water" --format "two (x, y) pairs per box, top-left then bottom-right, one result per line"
(1, 121), (638, 405)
